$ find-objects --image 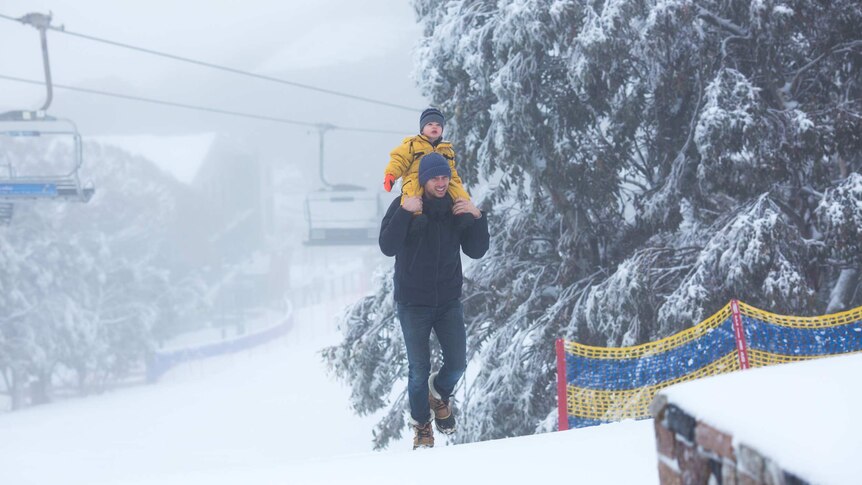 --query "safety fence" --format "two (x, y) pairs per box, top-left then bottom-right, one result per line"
(555, 299), (862, 430)
(147, 305), (293, 383)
